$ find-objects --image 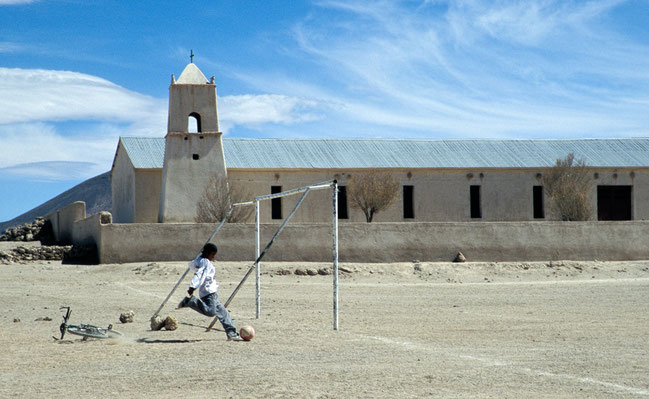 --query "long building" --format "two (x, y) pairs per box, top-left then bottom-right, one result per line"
(110, 63), (649, 224)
